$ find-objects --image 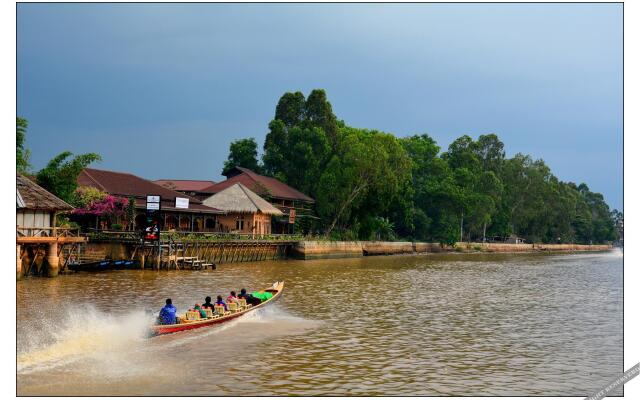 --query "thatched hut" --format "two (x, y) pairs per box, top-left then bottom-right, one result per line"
(202, 183), (283, 235)
(16, 174), (84, 278)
